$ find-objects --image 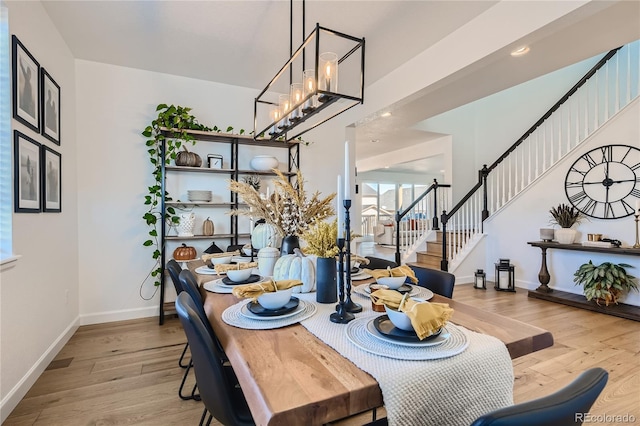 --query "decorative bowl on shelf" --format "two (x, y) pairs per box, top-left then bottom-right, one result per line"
(187, 190), (212, 202)
(250, 155), (279, 171)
